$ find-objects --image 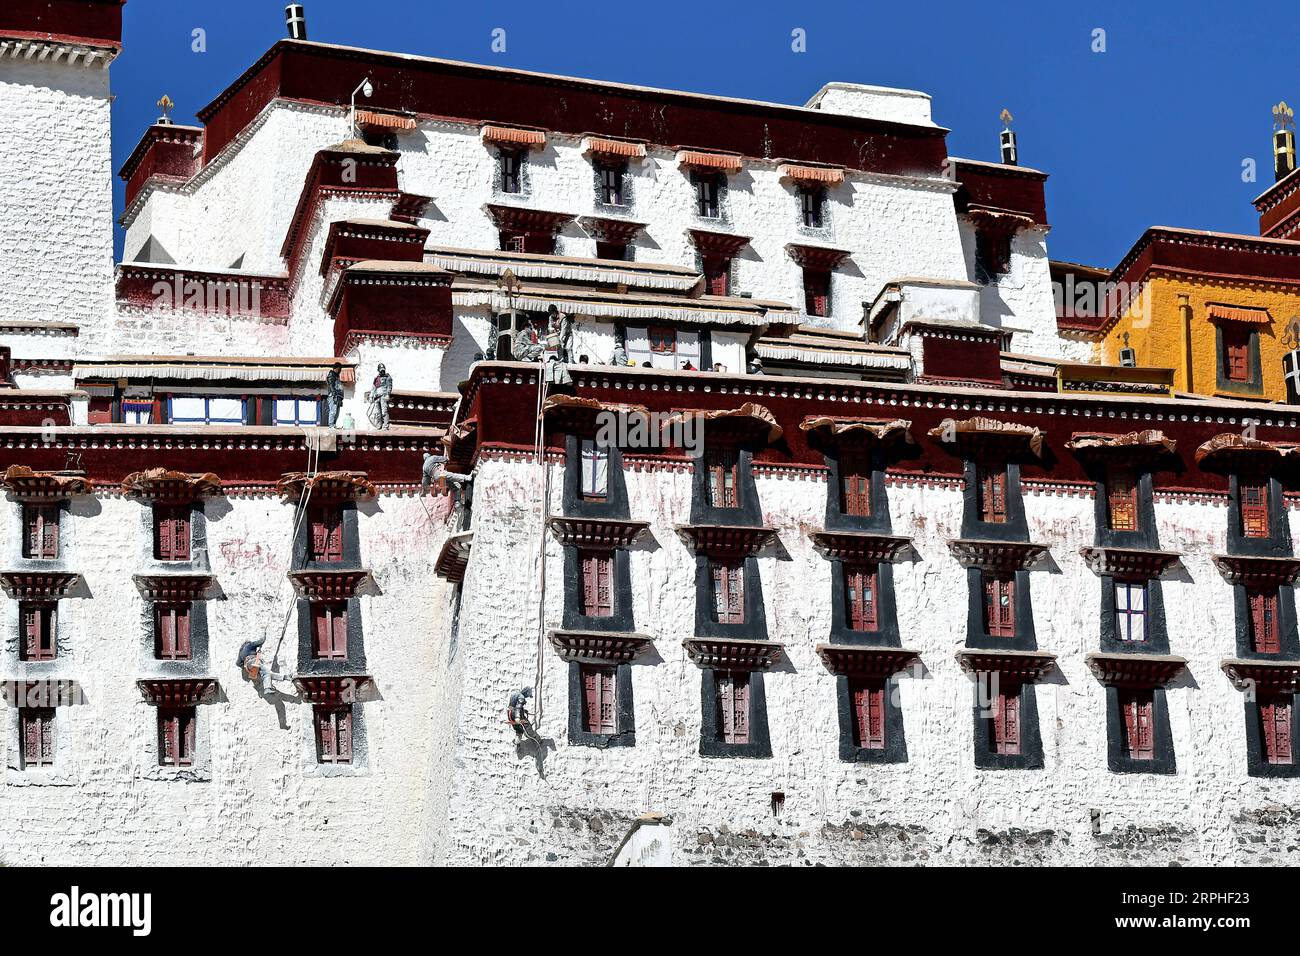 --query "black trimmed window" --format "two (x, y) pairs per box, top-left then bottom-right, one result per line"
(703, 255), (730, 296)
(311, 602), (349, 660)
(839, 447), (871, 517)
(1114, 580), (1148, 643)
(158, 707), (196, 767)
(22, 504), (58, 559)
(154, 505), (190, 561)
(802, 268), (830, 317)
(19, 601), (57, 661)
(597, 162), (626, 206)
(1105, 467), (1138, 531)
(155, 602), (192, 660)
(308, 505), (344, 562)
(844, 563), (879, 632)
(314, 705), (353, 764)
(20, 707), (54, 768)
(579, 550), (614, 618)
(499, 149), (523, 194)
(799, 186), (825, 228)
(710, 559), (745, 624)
(1248, 588), (1281, 653)
(850, 678), (886, 750)
(1240, 480), (1270, 538)
(579, 439), (608, 500)
(982, 573), (1015, 637)
(580, 663), (617, 735)
(716, 671), (751, 744)
(706, 445), (740, 509)
(1260, 695), (1294, 766)
(1119, 689), (1155, 761)
(989, 685), (1021, 755)
(977, 464), (1007, 523)
(694, 173), (721, 218)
